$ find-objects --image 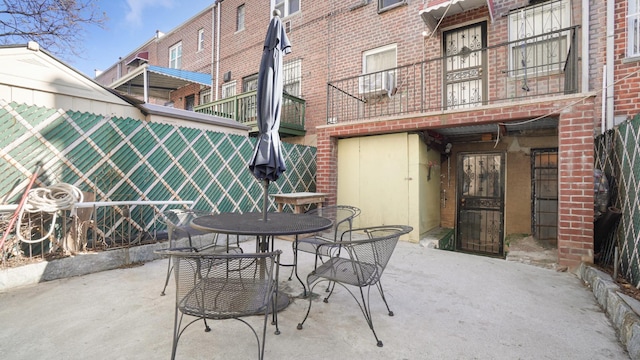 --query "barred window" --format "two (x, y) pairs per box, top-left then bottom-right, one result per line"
(628, 0), (640, 57)
(508, 0), (571, 76)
